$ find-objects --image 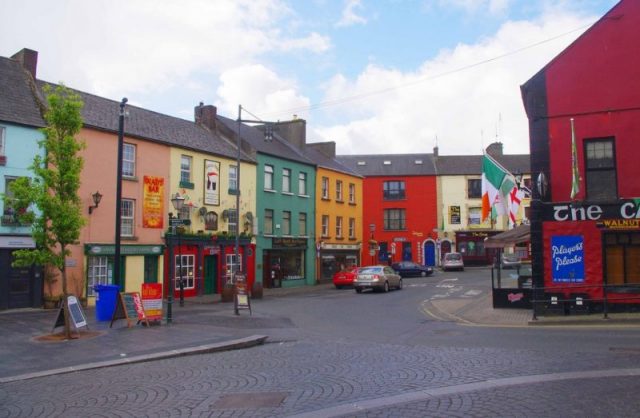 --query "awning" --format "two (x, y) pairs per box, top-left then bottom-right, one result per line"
(484, 224), (530, 248)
